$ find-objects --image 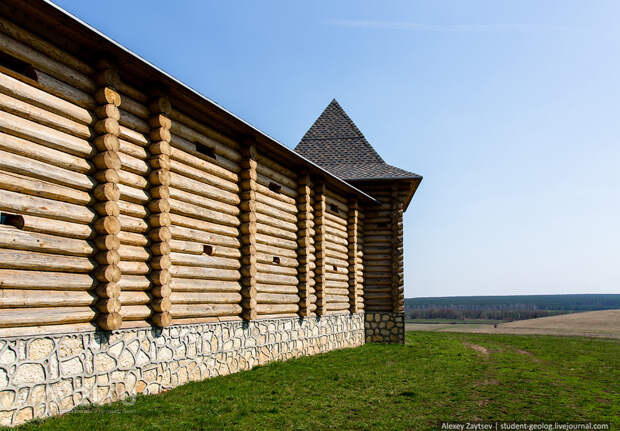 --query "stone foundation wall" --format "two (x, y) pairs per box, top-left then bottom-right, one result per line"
(364, 312), (405, 344)
(0, 313), (364, 427)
